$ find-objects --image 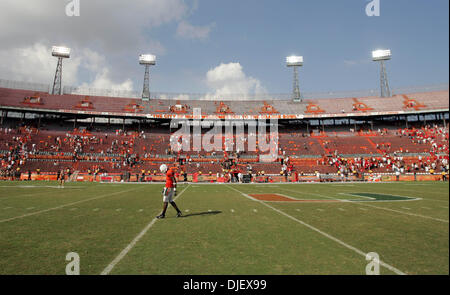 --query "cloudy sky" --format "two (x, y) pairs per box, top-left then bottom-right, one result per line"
(0, 0), (448, 98)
